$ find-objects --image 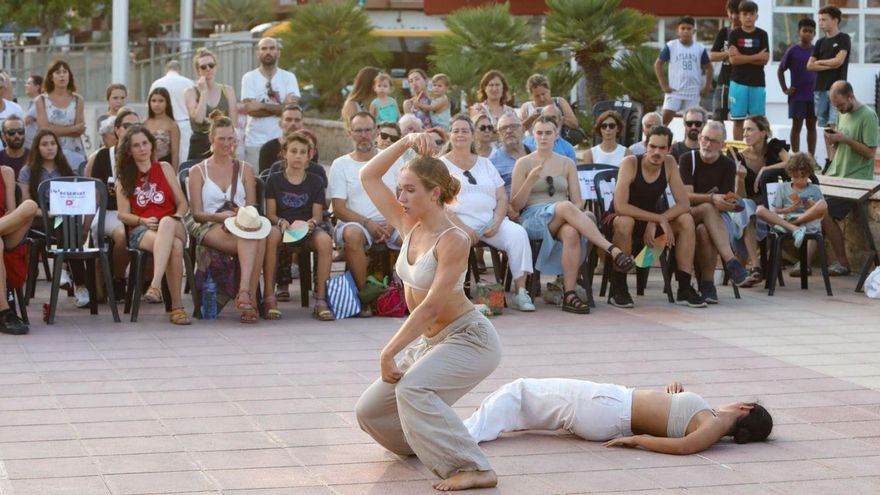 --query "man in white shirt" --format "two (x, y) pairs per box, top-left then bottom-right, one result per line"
(628, 112), (662, 156)
(0, 81), (24, 153)
(150, 60), (194, 165)
(329, 112), (402, 299)
(241, 38), (300, 170)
